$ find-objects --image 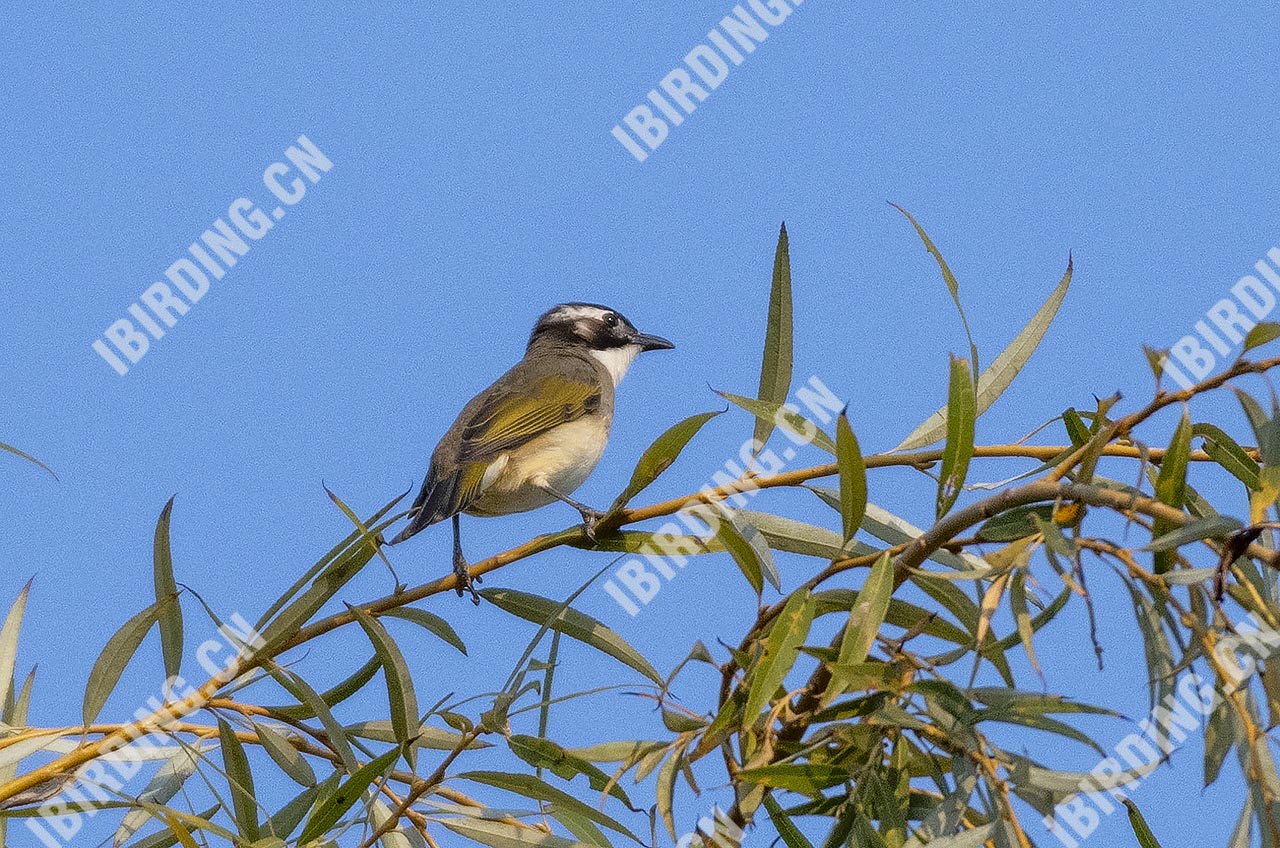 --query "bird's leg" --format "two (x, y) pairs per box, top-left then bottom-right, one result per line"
(539, 484), (607, 541)
(452, 514), (481, 605)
